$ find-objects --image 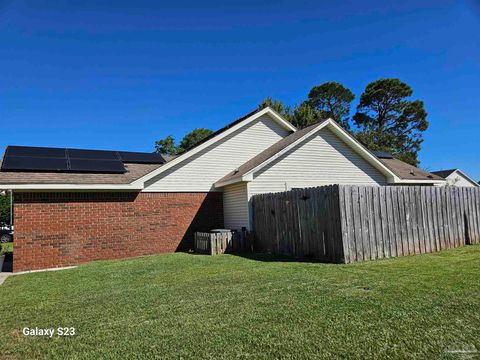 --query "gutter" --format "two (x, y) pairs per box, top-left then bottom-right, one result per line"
(0, 183), (144, 191)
